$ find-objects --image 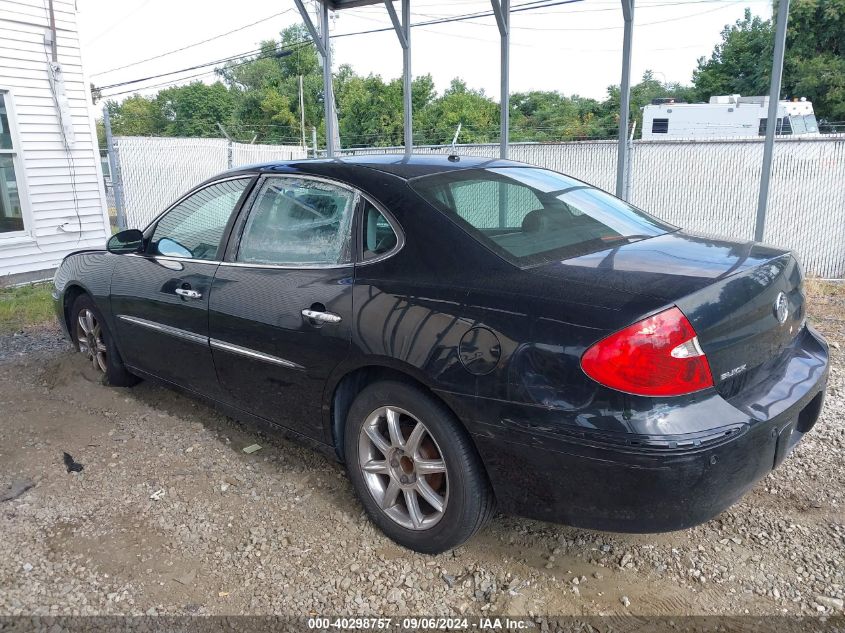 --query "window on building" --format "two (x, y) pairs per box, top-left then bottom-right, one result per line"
(651, 118), (669, 134)
(758, 117), (793, 136)
(0, 91), (26, 235)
